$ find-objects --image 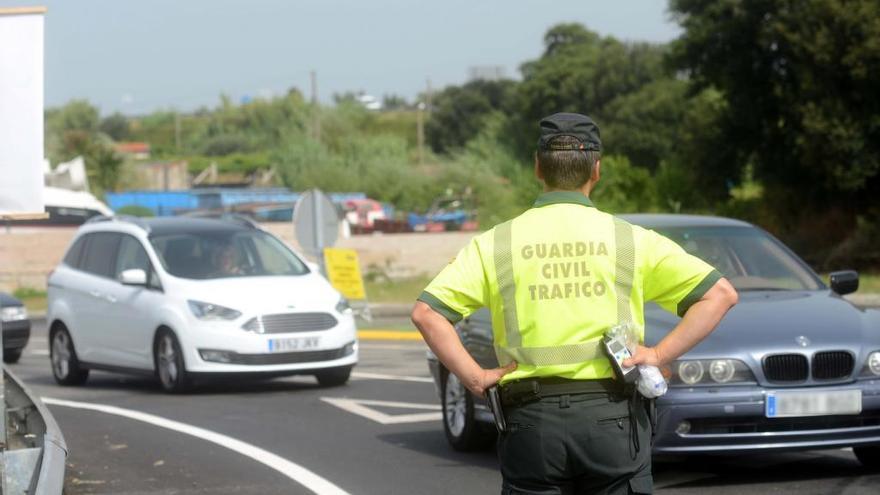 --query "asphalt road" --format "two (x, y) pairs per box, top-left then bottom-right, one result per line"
(10, 319), (880, 494)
